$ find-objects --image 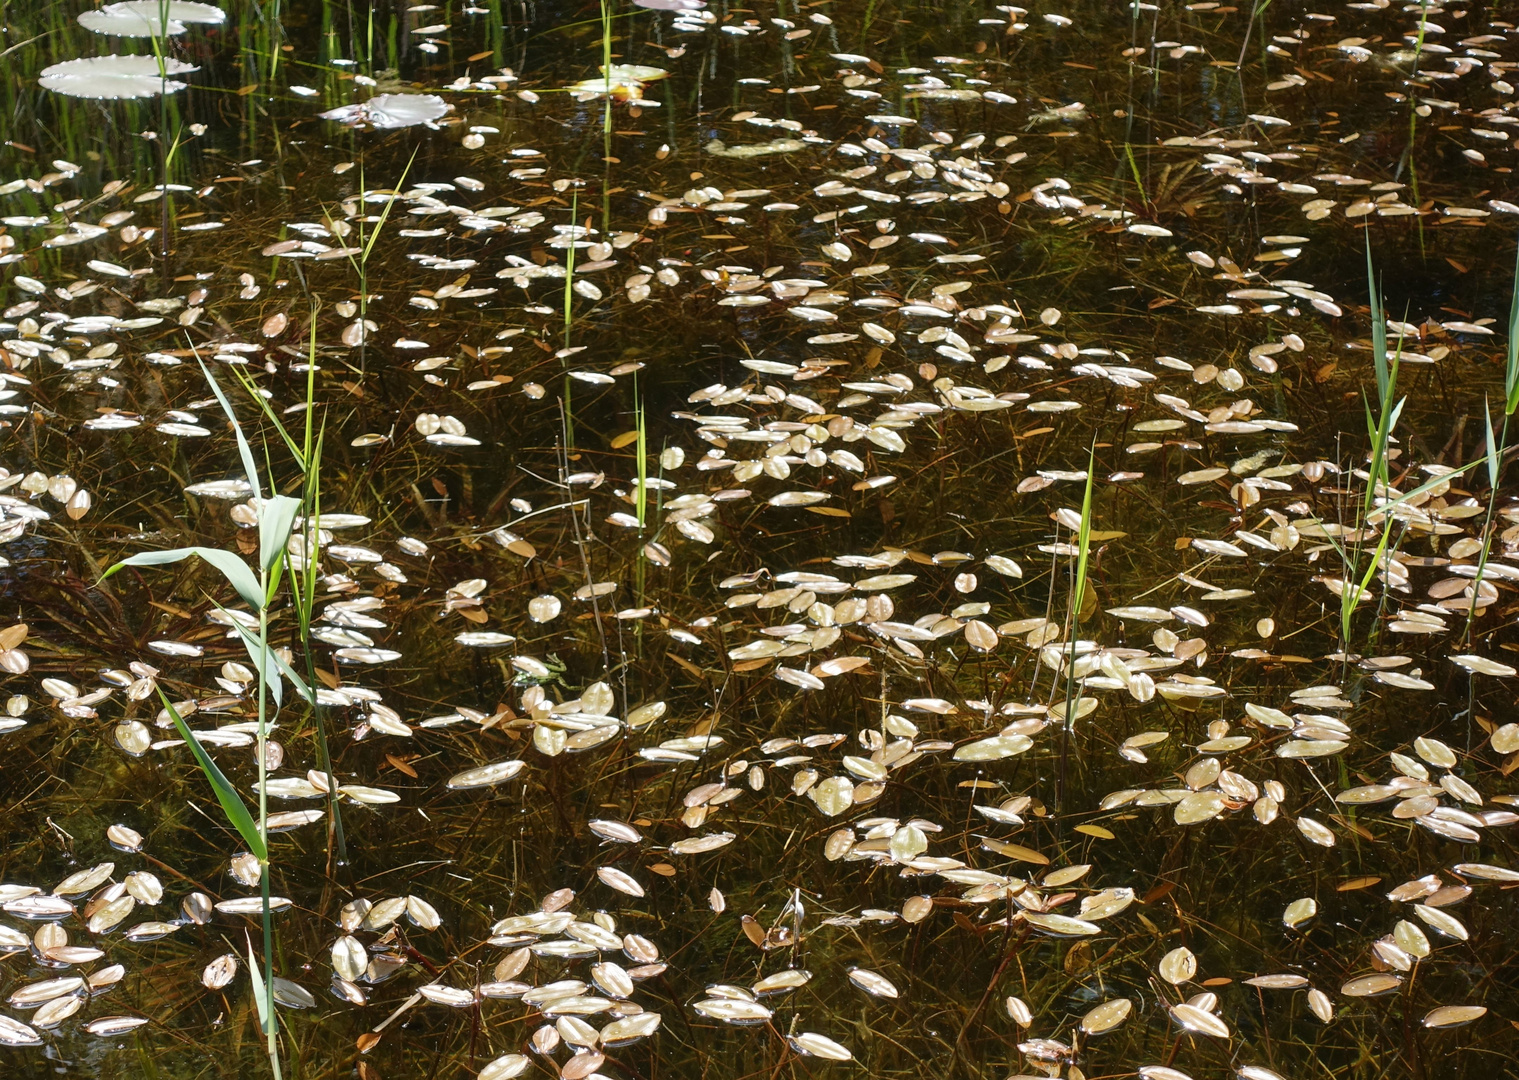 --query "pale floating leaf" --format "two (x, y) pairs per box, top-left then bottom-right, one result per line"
(1422, 1005), (1486, 1029)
